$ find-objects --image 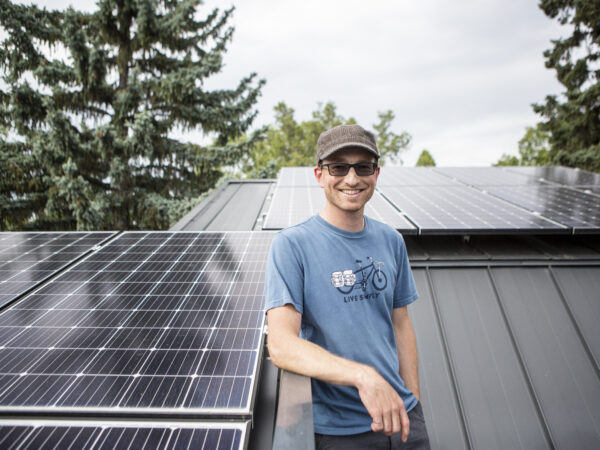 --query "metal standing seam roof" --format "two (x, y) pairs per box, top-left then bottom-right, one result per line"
(407, 236), (600, 449)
